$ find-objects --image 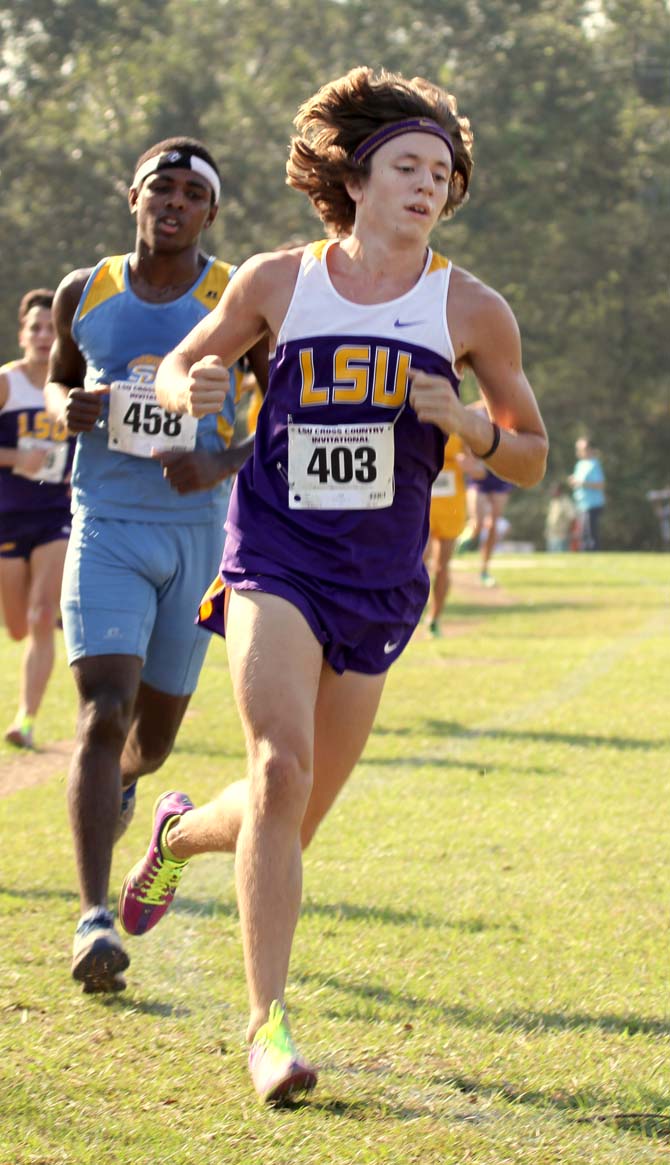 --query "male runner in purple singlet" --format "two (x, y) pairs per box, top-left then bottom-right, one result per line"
(119, 67), (548, 1103)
